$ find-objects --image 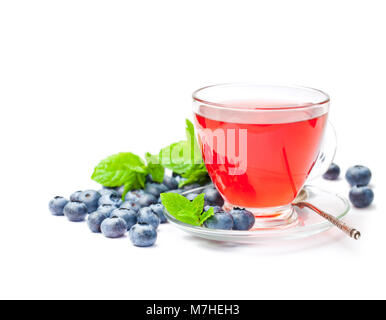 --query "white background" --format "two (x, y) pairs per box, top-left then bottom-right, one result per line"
(0, 0), (385, 300)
